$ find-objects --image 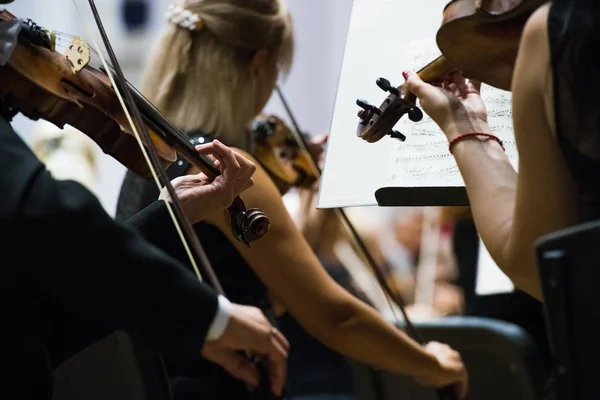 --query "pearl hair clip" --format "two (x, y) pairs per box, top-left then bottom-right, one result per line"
(165, 4), (204, 31)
